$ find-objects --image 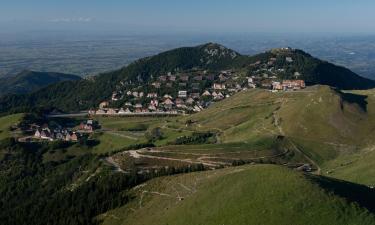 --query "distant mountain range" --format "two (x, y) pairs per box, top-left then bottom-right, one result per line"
(0, 43), (374, 114)
(0, 70), (81, 96)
